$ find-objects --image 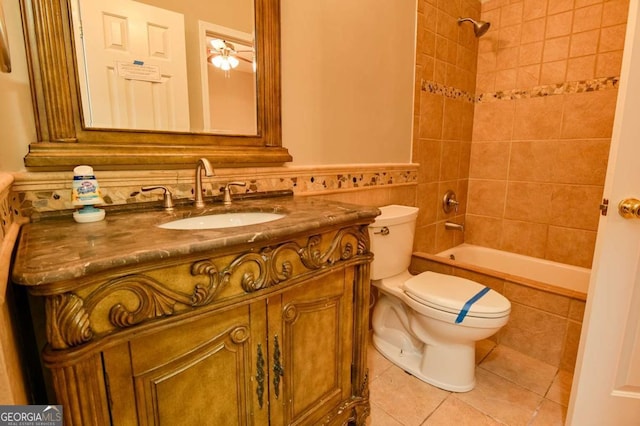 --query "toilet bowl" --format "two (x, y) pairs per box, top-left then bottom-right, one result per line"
(369, 205), (511, 392)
